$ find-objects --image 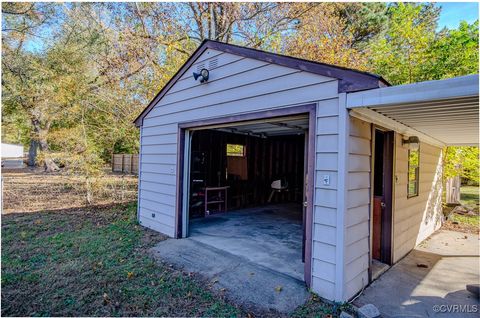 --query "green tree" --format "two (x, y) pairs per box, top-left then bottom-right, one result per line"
(444, 147), (479, 185)
(2, 2), (479, 180)
(2, 43), (88, 171)
(428, 20), (479, 80)
(336, 2), (388, 48)
(368, 3), (440, 85)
